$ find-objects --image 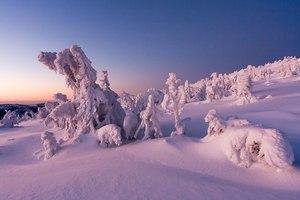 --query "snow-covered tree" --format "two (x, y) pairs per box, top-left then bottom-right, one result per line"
(161, 73), (186, 136)
(135, 95), (162, 140)
(41, 131), (59, 160)
(0, 110), (19, 128)
(45, 102), (59, 113)
(203, 110), (294, 171)
(96, 124), (122, 147)
(234, 75), (257, 105)
(45, 101), (77, 141)
(20, 111), (35, 122)
(118, 91), (136, 113)
(123, 111), (140, 140)
(135, 88), (164, 113)
(36, 107), (48, 119)
(99, 70), (110, 90)
(38, 45), (125, 142)
(53, 93), (68, 103)
(97, 70), (126, 133)
(204, 109), (226, 138)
